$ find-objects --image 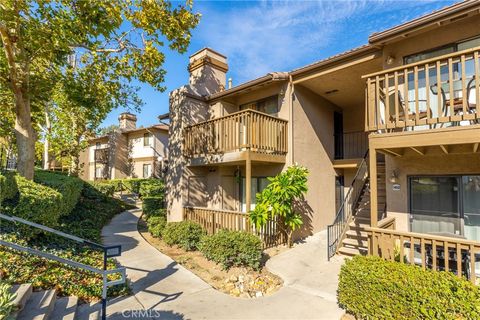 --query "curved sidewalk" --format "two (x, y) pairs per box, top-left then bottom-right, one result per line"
(89, 207), (345, 319)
